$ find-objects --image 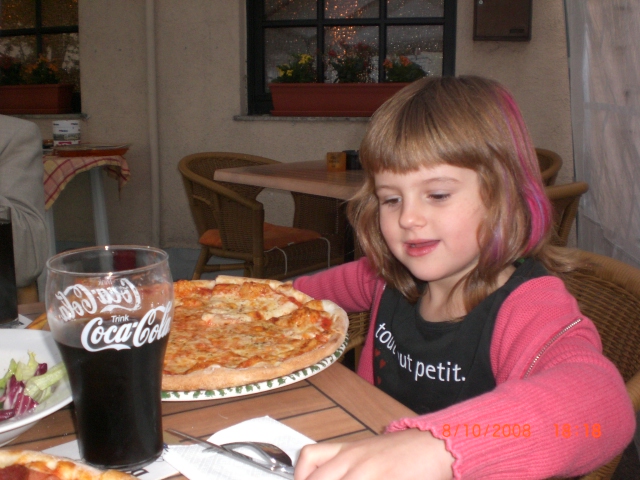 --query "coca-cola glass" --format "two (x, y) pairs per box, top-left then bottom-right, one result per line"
(45, 246), (173, 470)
